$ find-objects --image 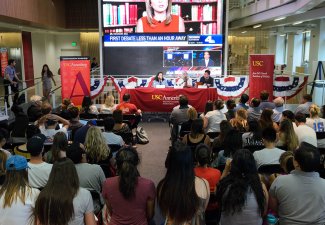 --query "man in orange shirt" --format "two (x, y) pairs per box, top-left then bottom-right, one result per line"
(116, 93), (142, 128)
